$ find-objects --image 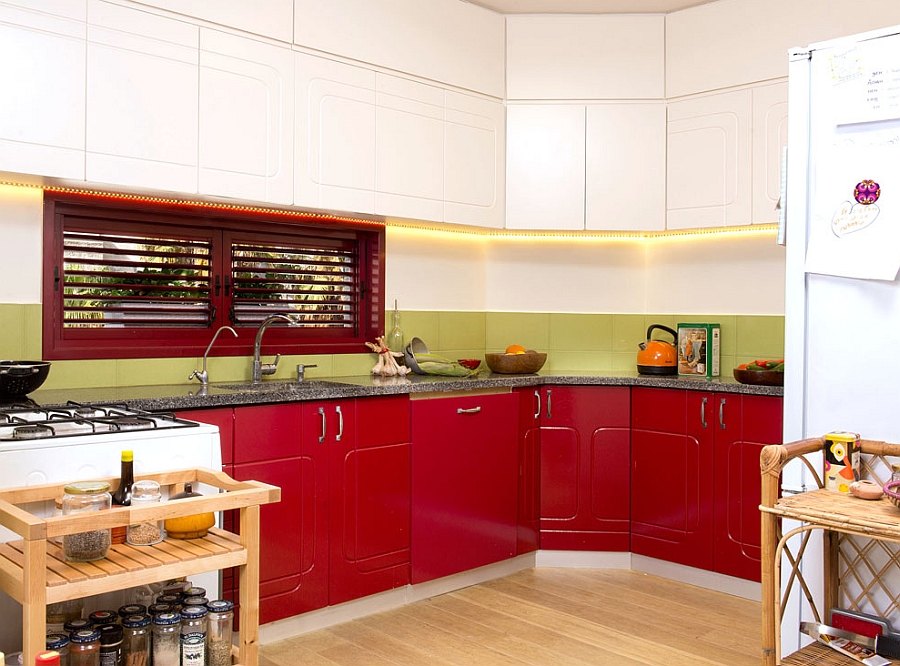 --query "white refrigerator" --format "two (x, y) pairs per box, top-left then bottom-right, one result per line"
(784, 22), (900, 655)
